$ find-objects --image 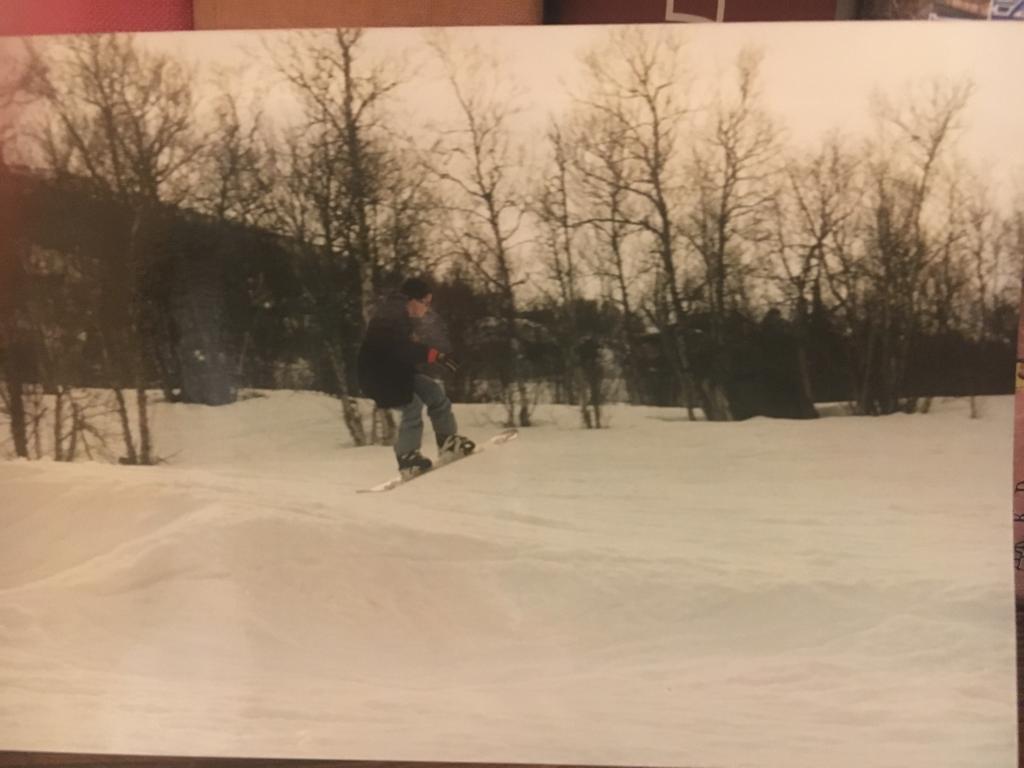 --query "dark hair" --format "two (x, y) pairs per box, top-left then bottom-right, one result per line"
(400, 277), (432, 300)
